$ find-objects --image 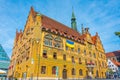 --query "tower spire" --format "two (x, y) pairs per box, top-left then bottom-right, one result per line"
(71, 7), (77, 31)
